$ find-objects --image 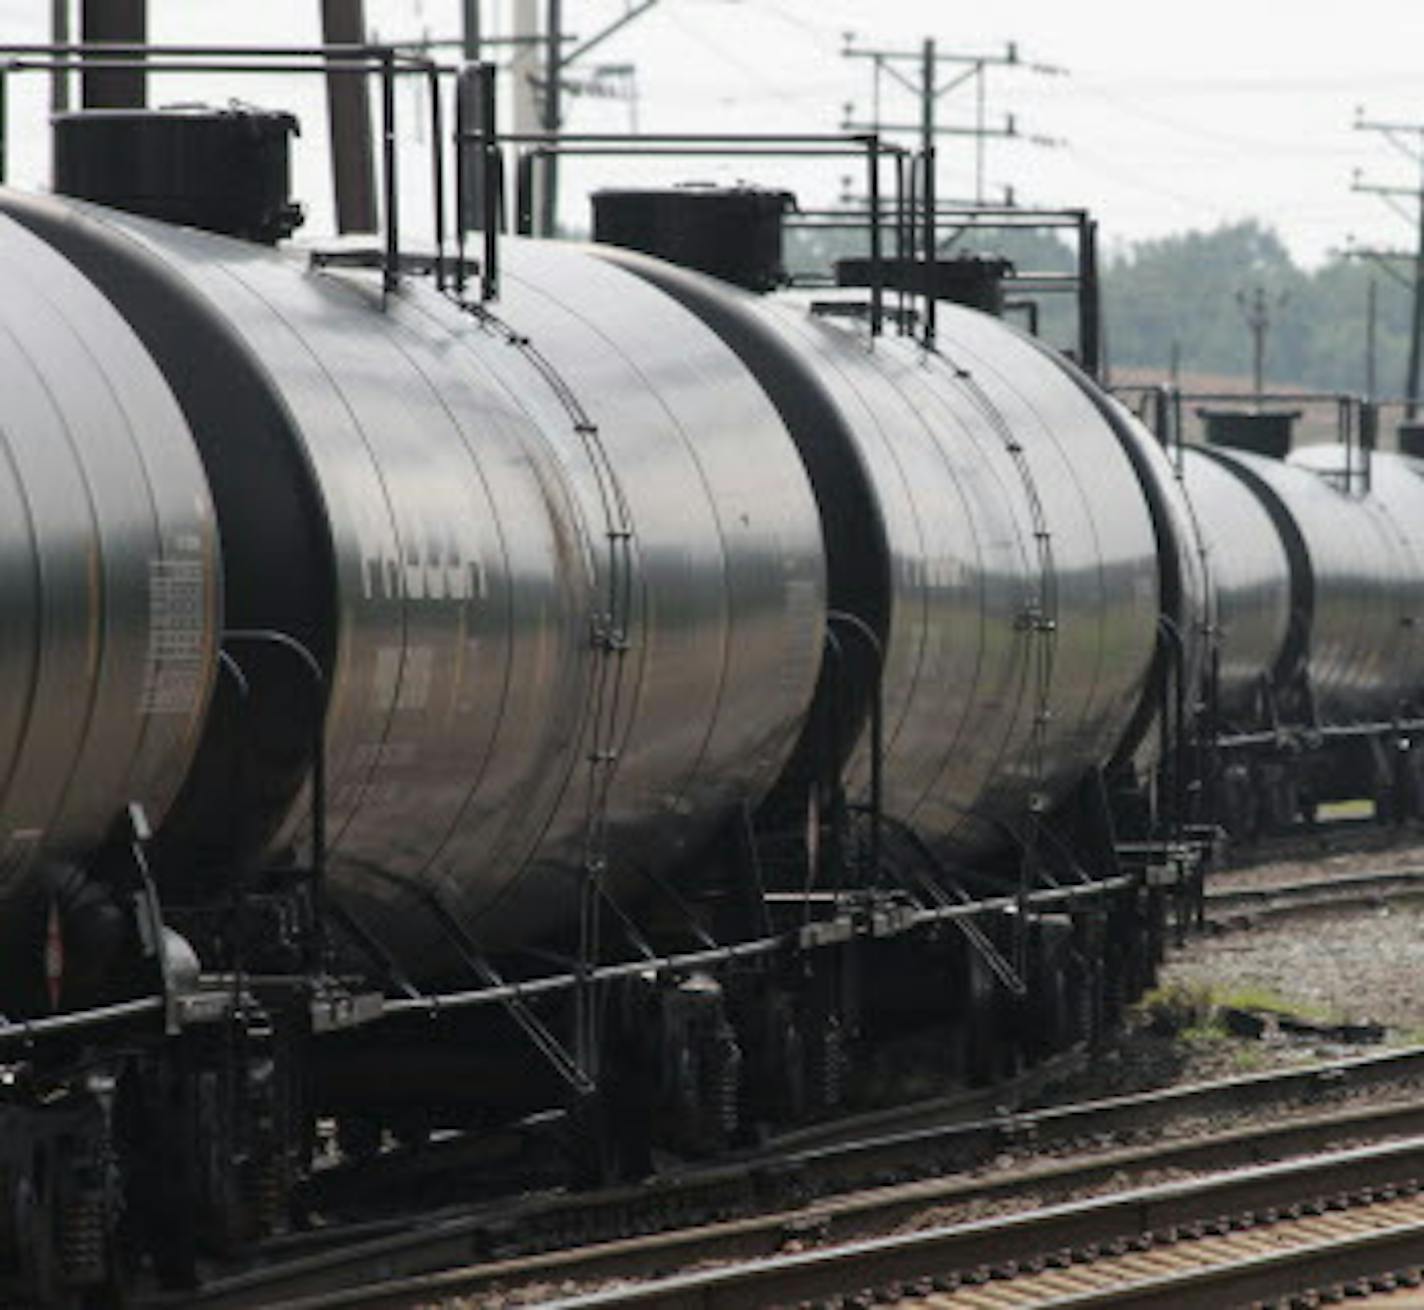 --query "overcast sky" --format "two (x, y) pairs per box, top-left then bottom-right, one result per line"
(2, 0), (1423, 265)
